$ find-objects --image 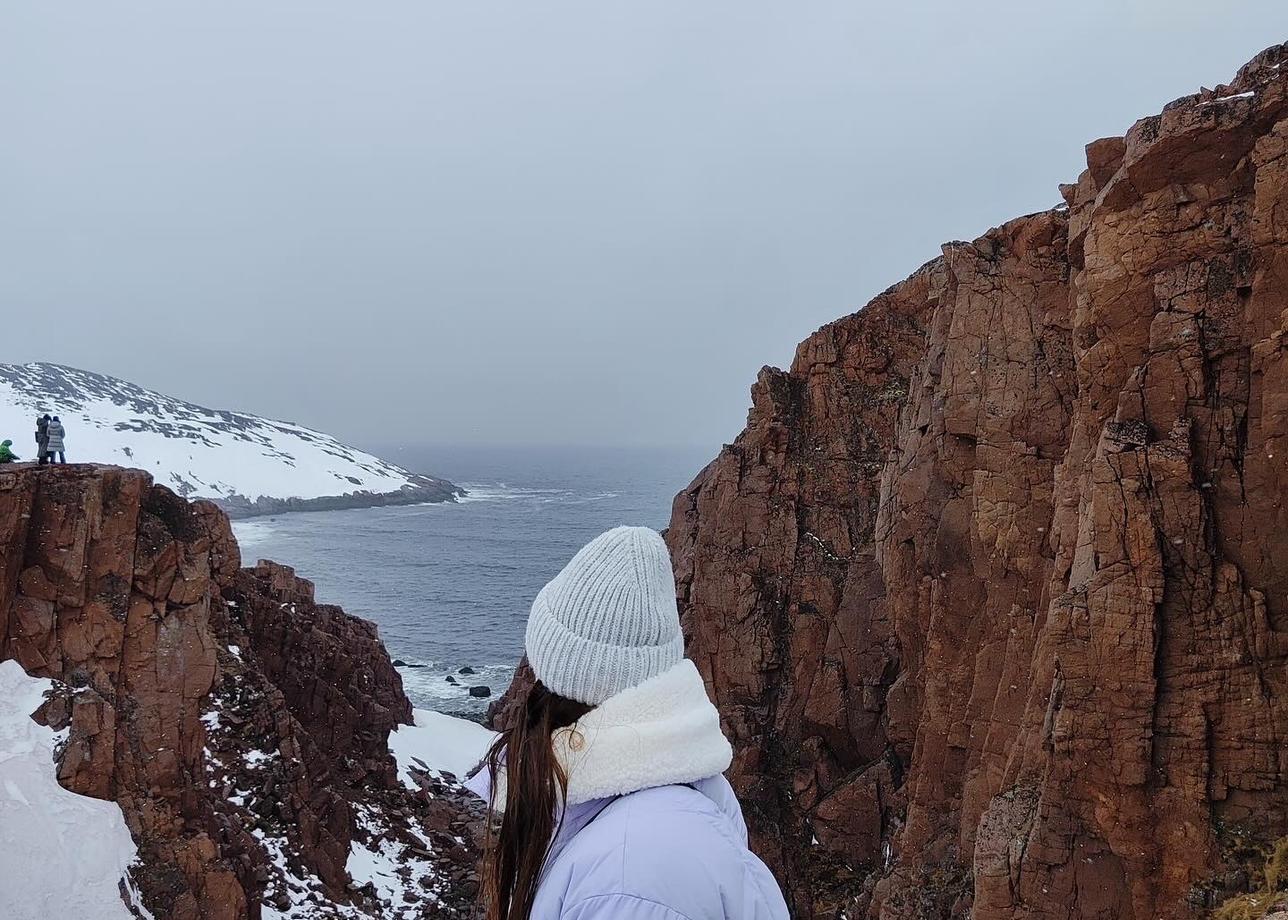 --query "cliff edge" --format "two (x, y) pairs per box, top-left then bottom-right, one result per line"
(0, 463), (482, 919)
(663, 43), (1288, 919)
